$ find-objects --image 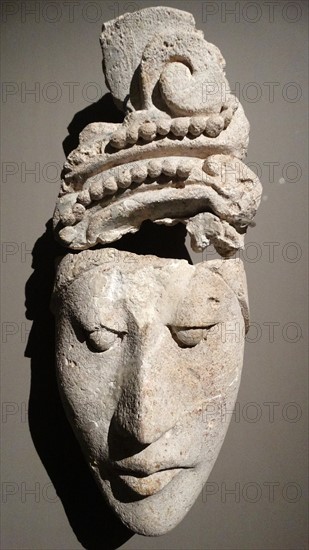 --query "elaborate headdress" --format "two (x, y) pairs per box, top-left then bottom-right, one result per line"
(53, 7), (261, 257)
